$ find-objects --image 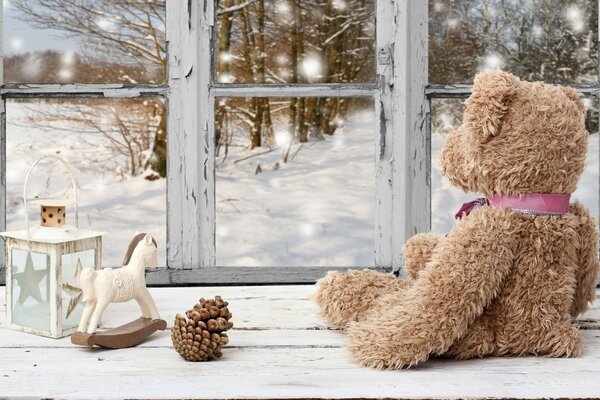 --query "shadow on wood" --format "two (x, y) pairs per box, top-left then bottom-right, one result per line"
(71, 318), (167, 349)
